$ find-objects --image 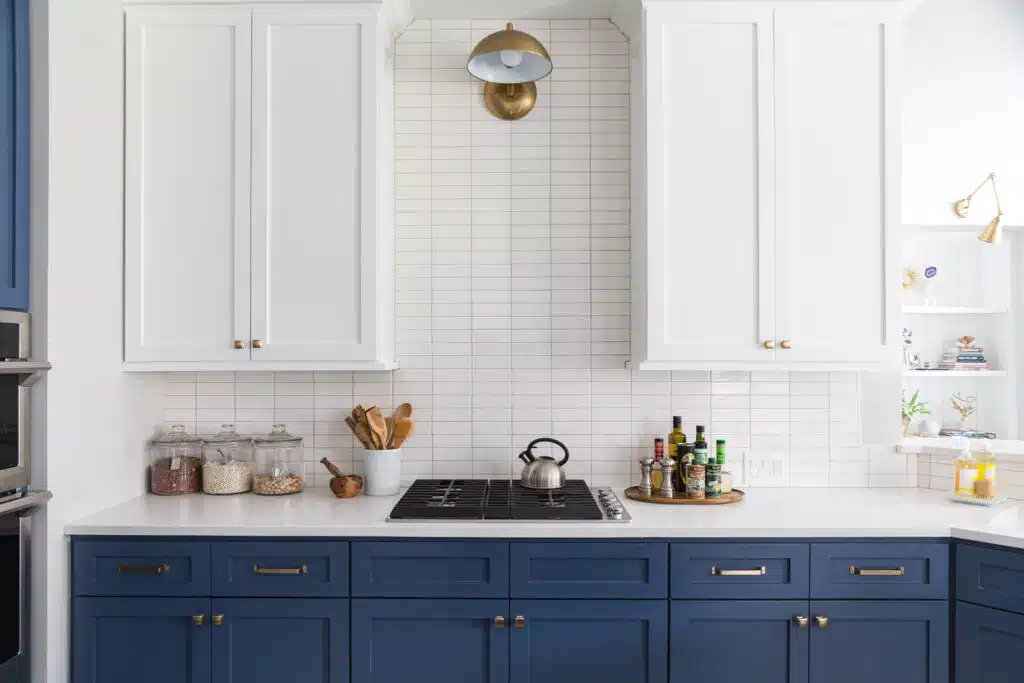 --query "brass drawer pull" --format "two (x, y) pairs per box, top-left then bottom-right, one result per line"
(493, 616), (505, 628)
(192, 614), (205, 626)
(252, 339), (265, 349)
(212, 614), (224, 626)
(233, 340), (246, 349)
(849, 566), (905, 577)
(118, 563), (170, 575)
(763, 340), (777, 350)
(253, 564), (308, 576)
(815, 616), (828, 629)
(514, 616), (525, 628)
(712, 566), (766, 576)
(780, 340), (793, 350)
(795, 616), (809, 628)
